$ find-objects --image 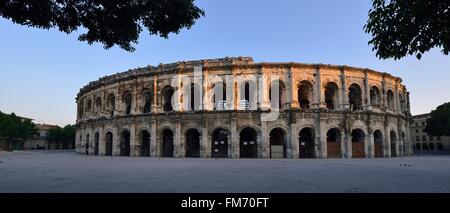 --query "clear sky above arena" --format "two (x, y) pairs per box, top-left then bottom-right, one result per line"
(1, 0), (449, 126)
